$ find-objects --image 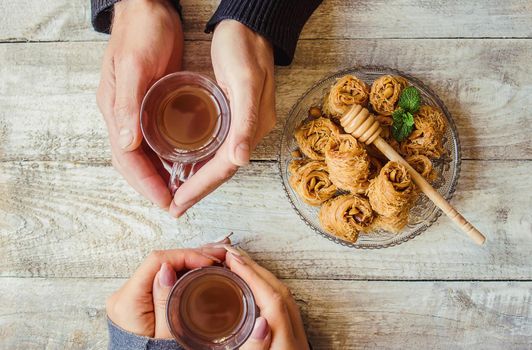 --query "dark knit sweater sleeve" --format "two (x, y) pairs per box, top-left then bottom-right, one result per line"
(205, 0), (322, 66)
(90, 0), (182, 34)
